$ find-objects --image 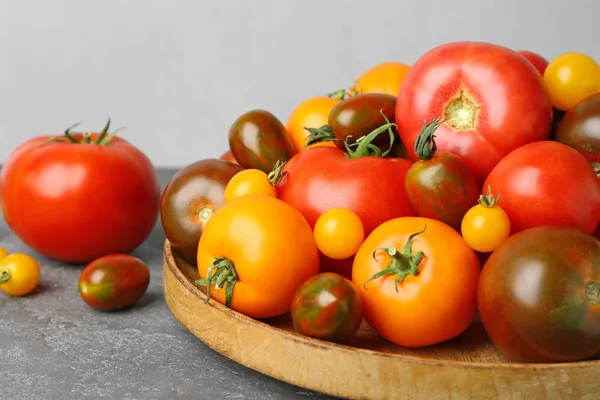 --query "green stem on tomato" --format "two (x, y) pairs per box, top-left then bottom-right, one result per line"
(47, 119), (122, 146)
(195, 257), (238, 307)
(267, 160), (287, 186)
(479, 185), (500, 208)
(326, 89), (348, 100)
(363, 226), (427, 291)
(345, 109), (396, 159)
(0, 271), (10, 285)
(93, 118), (112, 145)
(304, 125), (341, 147)
(413, 118), (444, 161)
